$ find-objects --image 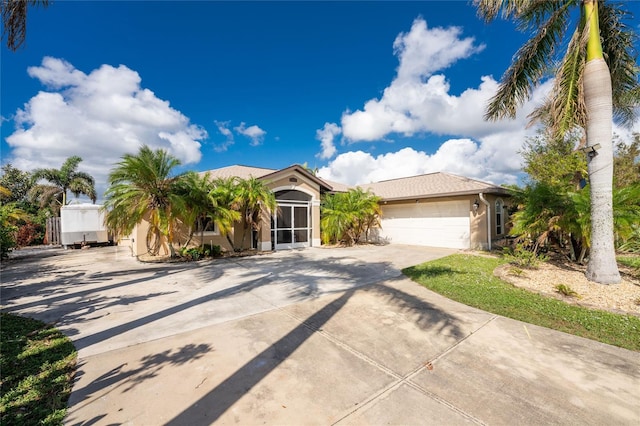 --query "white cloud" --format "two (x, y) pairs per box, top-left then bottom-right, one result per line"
(234, 122), (266, 146)
(319, 16), (556, 187)
(315, 122), (341, 159)
(318, 130), (529, 187)
(341, 18), (497, 142)
(213, 120), (235, 152)
(393, 18), (485, 83)
(337, 17), (550, 144)
(613, 115), (640, 146)
(5, 57), (207, 201)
